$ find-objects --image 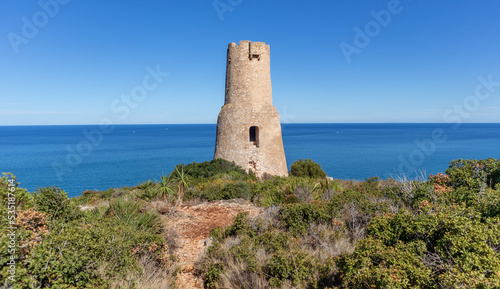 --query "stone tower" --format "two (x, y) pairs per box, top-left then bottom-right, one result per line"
(214, 41), (288, 177)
